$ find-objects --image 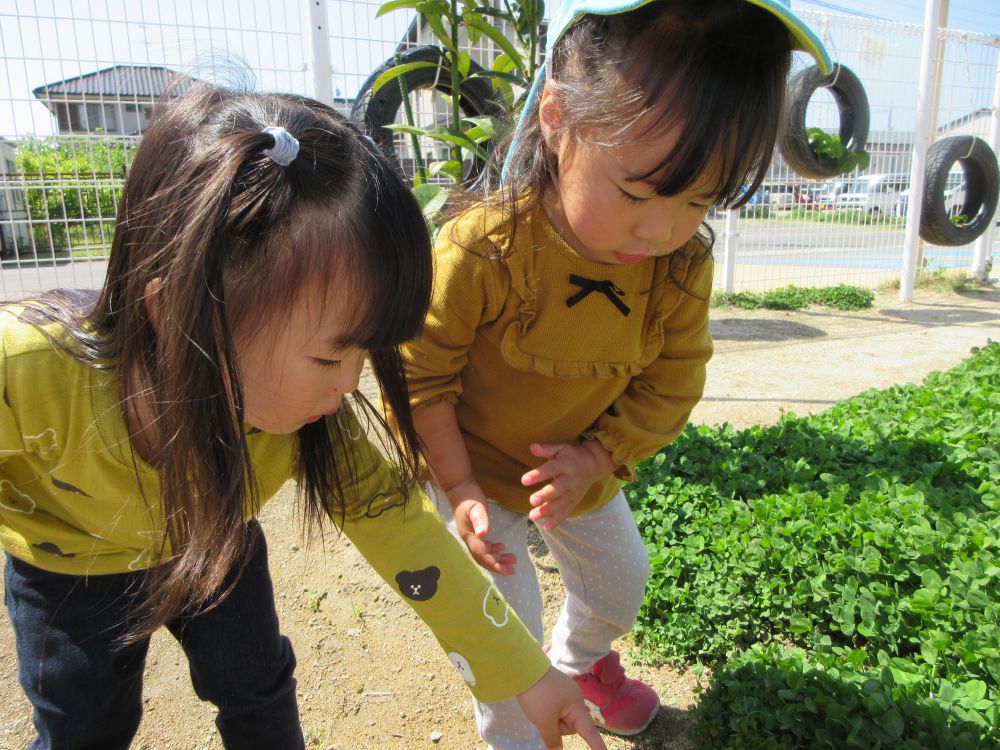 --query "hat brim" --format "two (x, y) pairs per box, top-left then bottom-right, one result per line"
(747, 0), (832, 74)
(543, 0), (831, 73)
(502, 0), (834, 183)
